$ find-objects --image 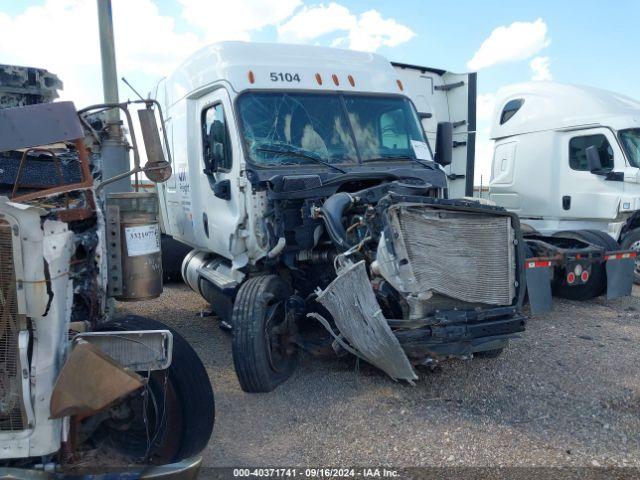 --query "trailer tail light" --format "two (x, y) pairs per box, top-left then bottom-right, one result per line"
(581, 271), (589, 282)
(526, 260), (552, 269)
(332, 74), (339, 86)
(248, 71), (255, 84)
(348, 75), (355, 87)
(605, 252), (637, 260)
(315, 73), (323, 85)
(567, 272), (576, 284)
(397, 79), (404, 91)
